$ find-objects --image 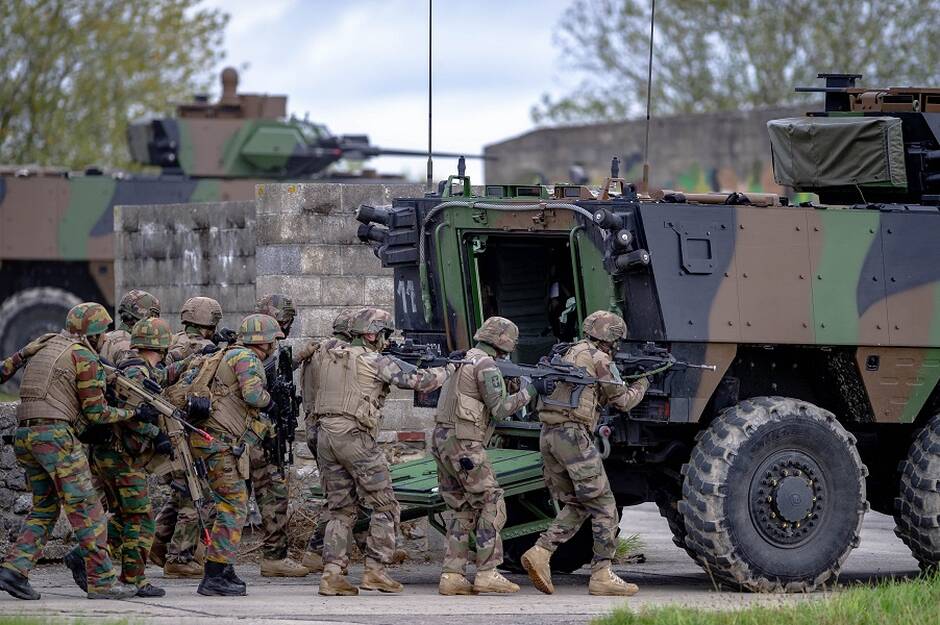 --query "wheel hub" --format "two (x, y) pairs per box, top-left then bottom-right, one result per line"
(749, 452), (826, 548)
